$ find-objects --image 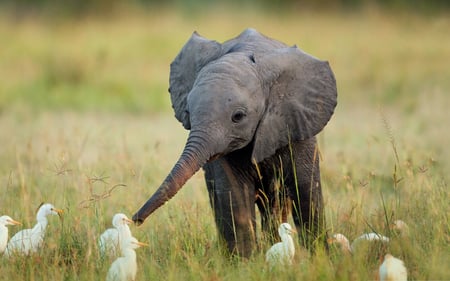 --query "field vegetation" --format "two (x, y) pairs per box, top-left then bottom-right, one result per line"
(0, 4), (448, 280)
